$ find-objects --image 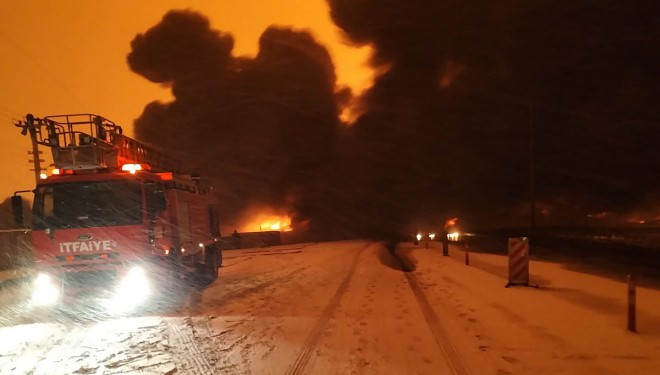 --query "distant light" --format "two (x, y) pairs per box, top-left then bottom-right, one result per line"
(39, 173), (47, 179)
(198, 243), (204, 248)
(429, 233), (436, 240)
(416, 233), (422, 241)
(447, 232), (460, 241)
(181, 247), (185, 253)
